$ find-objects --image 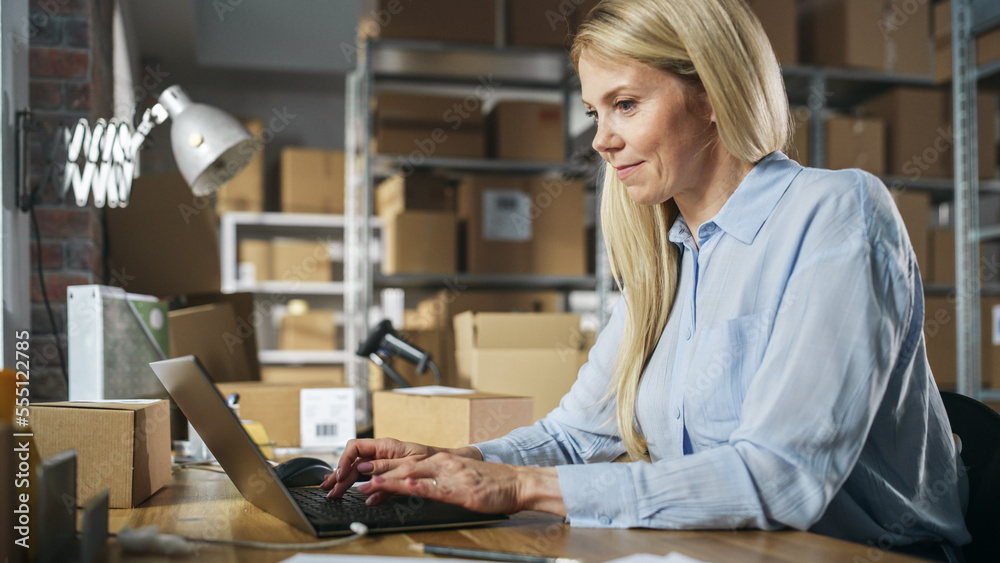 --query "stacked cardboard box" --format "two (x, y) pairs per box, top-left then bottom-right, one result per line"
(377, 174), (458, 275)
(458, 175), (586, 275)
(260, 365), (345, 386)
(406, 290), (561, 388)
(280, 148), (345, 214)
(216, 118), (265, 213)
(746, 0), (799, 65)
(825, 115), (886, 175)
(800, 0), (930, 75)
(374, 92), (486, 158)
(933, 1), (1000, 84)
(238, 239), (273, 283)
(271, 238), (332, 283)
(925, 295), (1000, 389)
(362, 0), (495, 44)
(488, 102), (565, 162)
(862, 88), (997, 179)
(454, 312), (586, 420)
(280, 310), (338, 351)
(169, 299), (260, 383)
(890, 190), (931, 281)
